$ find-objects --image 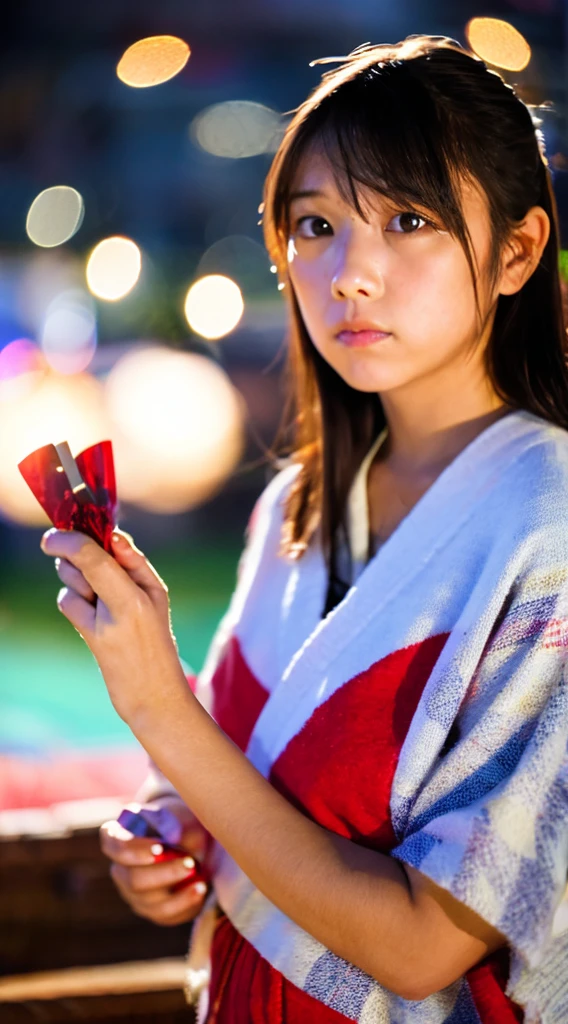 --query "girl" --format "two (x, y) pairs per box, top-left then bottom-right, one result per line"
(44, 34), (568, 1024)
